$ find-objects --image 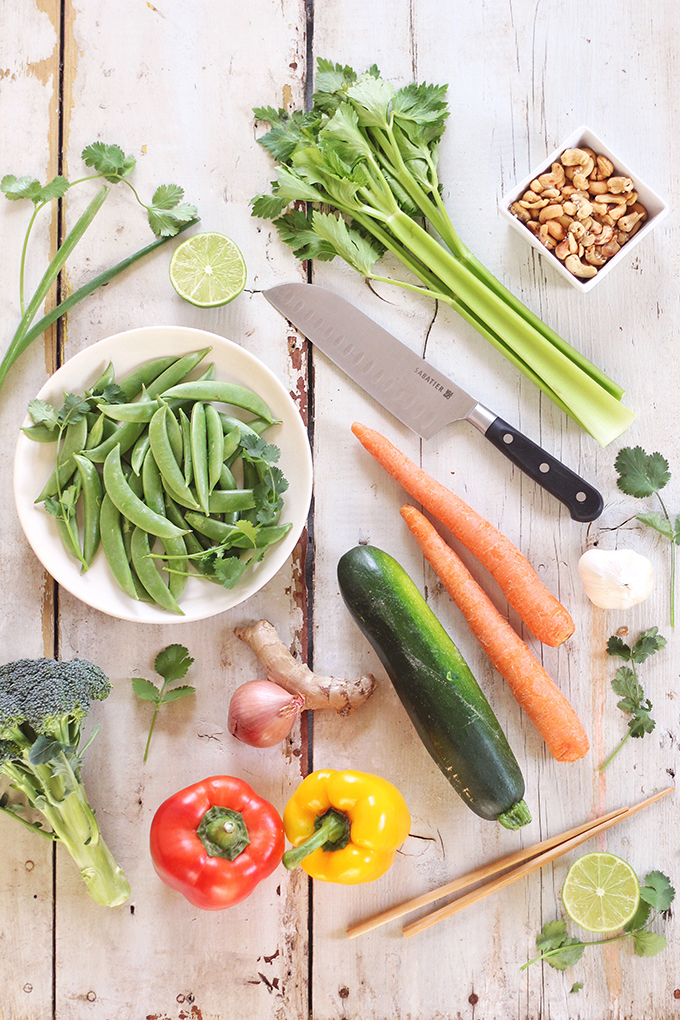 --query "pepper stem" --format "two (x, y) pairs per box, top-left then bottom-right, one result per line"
(197, 806), (250, 861)
(282, 808), (351, 871)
